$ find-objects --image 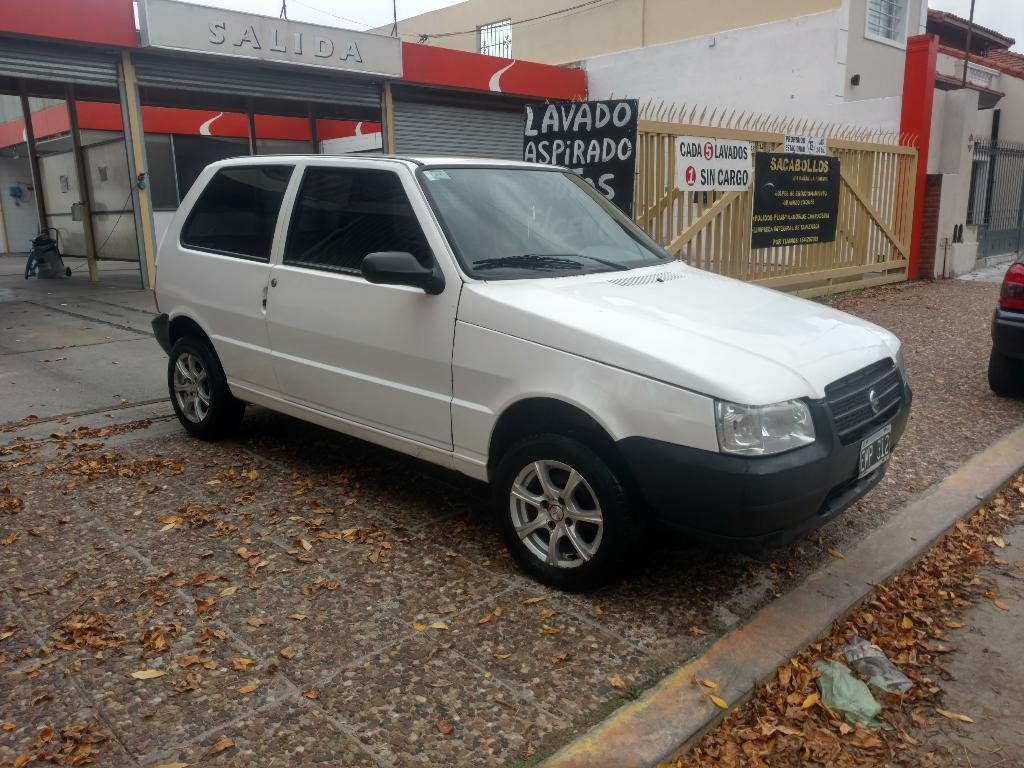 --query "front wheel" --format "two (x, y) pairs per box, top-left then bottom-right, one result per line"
(168, 336), (245, 440)
(493, 433), (643, 591)
(988, 347), (1024, 397)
